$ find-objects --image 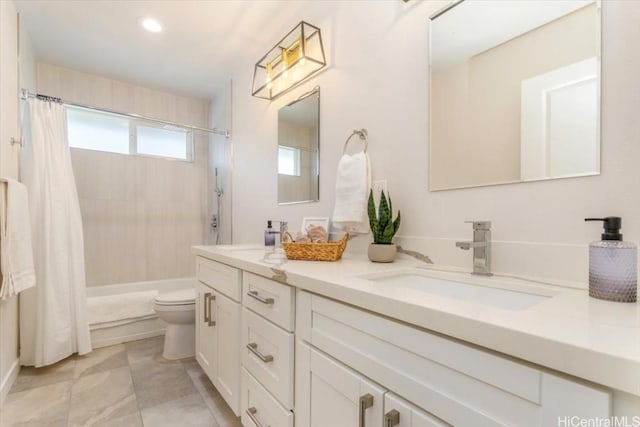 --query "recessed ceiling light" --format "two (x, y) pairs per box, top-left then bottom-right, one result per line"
(137, 17), (162, 33)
